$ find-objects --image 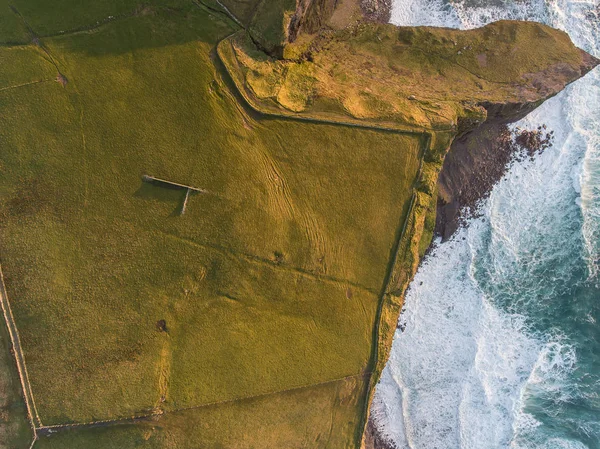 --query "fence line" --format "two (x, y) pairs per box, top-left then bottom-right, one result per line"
(0, 265), (42, 432)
